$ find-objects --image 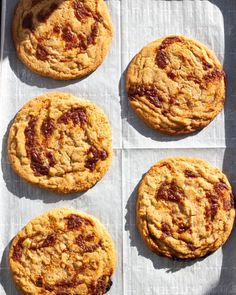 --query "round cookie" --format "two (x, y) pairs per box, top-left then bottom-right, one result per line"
(12, 0), (113, 80)
(9, 208), (116, 295)
(126, 35), (226, 135)
(136, 157), (235, 259)
(8, 92), (112, 193)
